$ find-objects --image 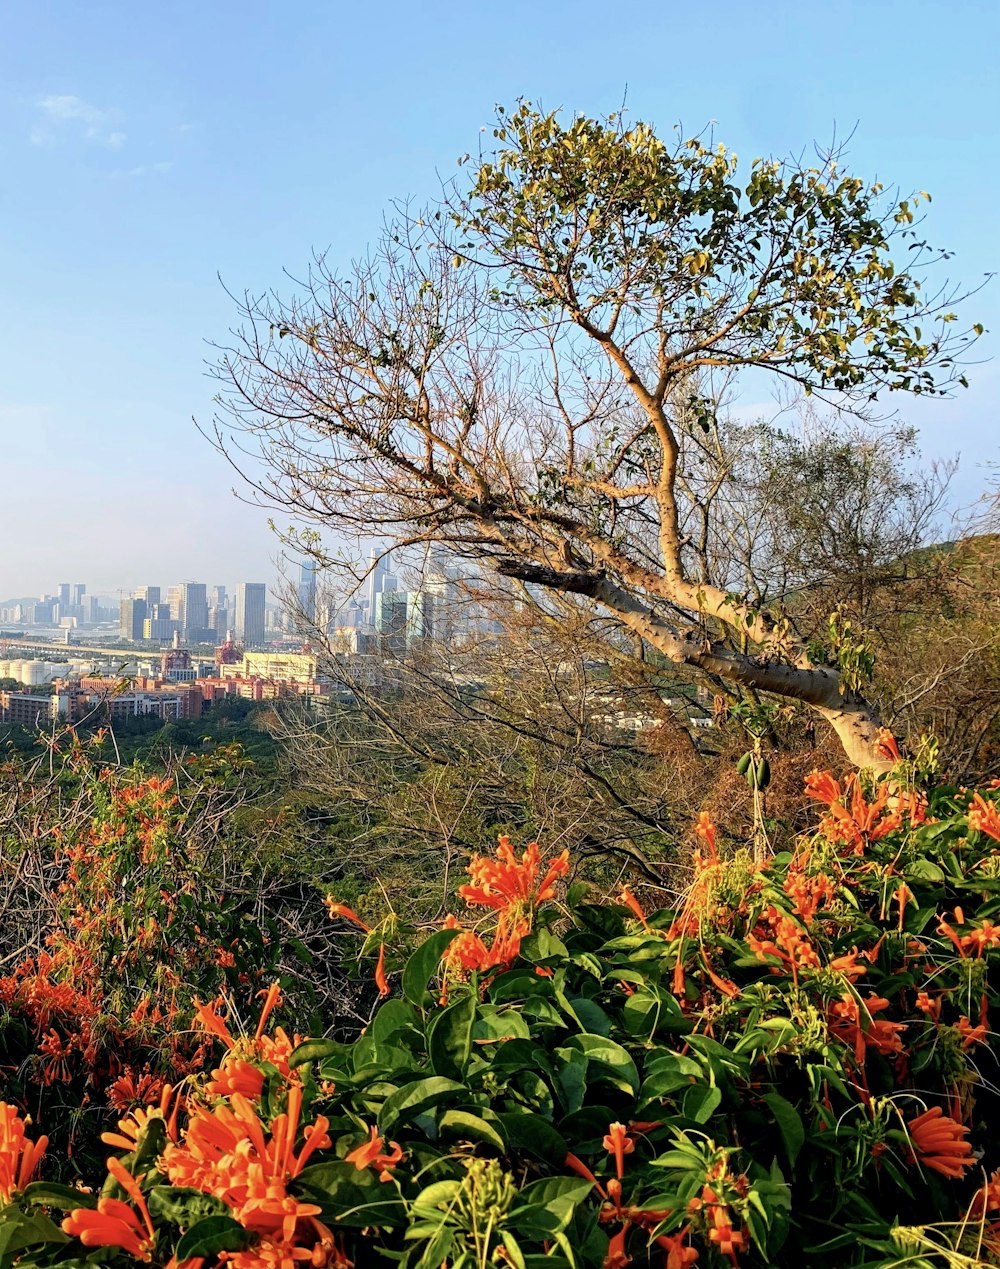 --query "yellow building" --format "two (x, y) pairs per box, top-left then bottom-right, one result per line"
(225, 650), (319, 683)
